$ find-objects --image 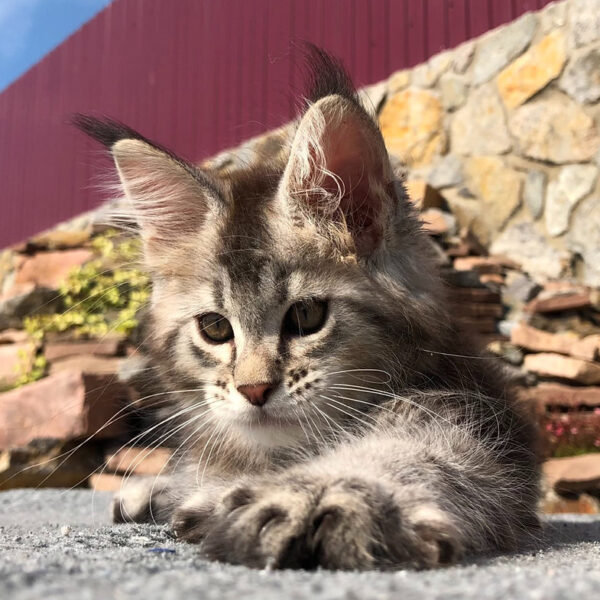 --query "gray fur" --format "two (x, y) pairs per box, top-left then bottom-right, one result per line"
(80, 49), (540, 571)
